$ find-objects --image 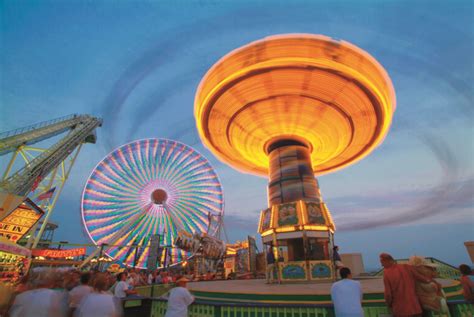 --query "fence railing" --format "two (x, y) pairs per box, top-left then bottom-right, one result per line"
(135, 284), (173, 298)
(374, 257), (461, 280)
(0, 114), (77, 139)
(145, 298), (474, 317)
(126, 283), (473, 317)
